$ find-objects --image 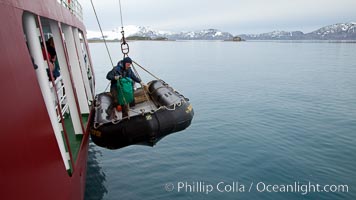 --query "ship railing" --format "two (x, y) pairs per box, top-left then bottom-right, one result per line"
(49, 75), (69, 122)
(57, 0), (83, 22)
